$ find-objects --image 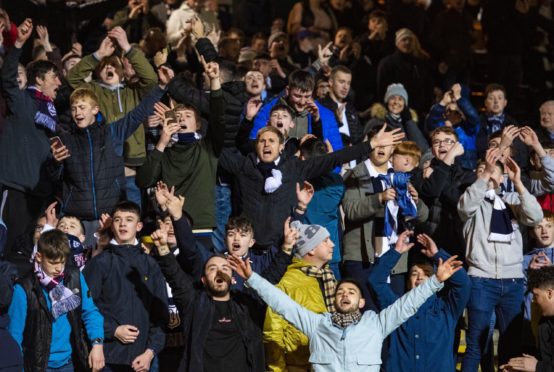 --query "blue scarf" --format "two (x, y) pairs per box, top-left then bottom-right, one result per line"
(27, 86), (57, 132)
(171, 132), (201, 144)
(485, 189), (514, 242)
(67, 234), (87, 268)
(377, 172), (417, 238)
(485, 113), (505, 135)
